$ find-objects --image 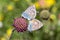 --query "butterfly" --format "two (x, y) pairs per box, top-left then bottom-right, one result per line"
(27, 19), (43, 32)
(22, 5), (36, 20)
